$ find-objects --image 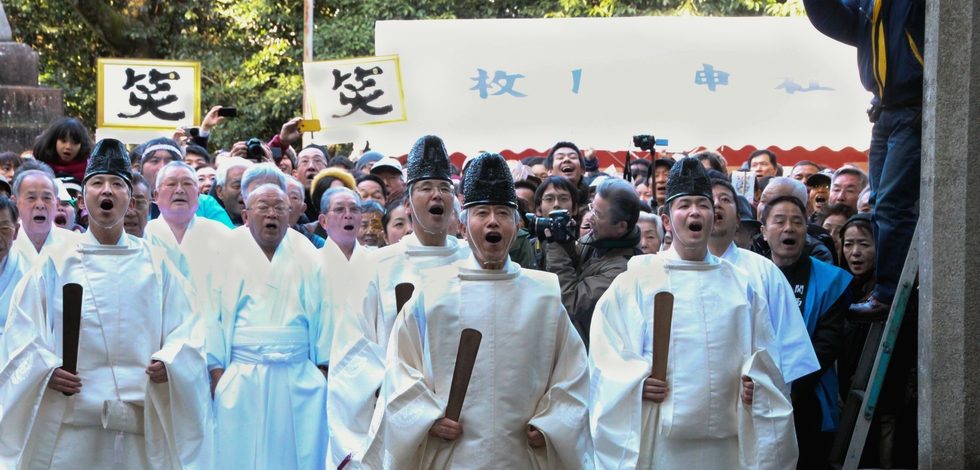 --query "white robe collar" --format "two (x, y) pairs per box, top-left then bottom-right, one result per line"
(457, 255), (519, 281)
(401, 232), (461, 257)
(79, 228), (131, 248)
(664, 246), (722, 271)
(150, 215), (198, 246)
